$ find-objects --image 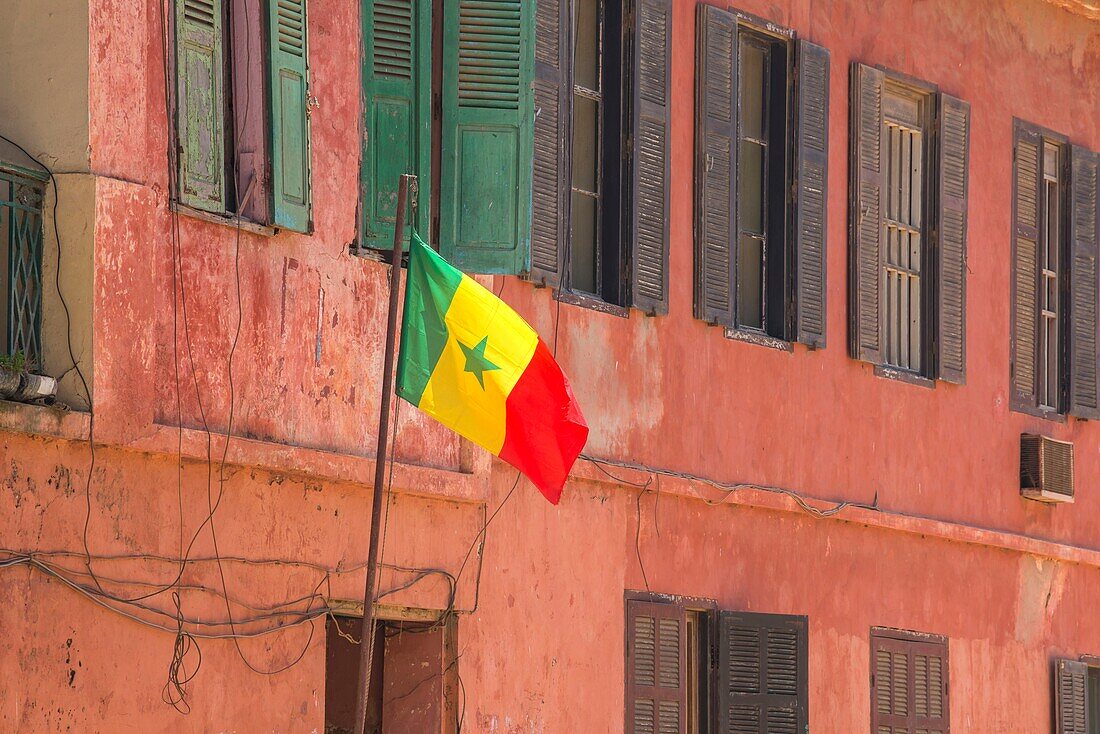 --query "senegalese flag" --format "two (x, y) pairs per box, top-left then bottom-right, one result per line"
(396, 234), (589, 504)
